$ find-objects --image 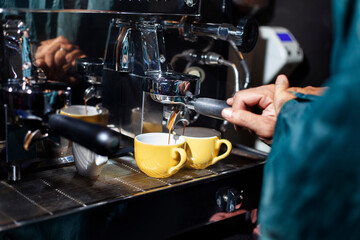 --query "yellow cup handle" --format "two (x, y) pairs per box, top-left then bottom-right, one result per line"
(168, 148), (187, 175)
(211, 139), (232, 165)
